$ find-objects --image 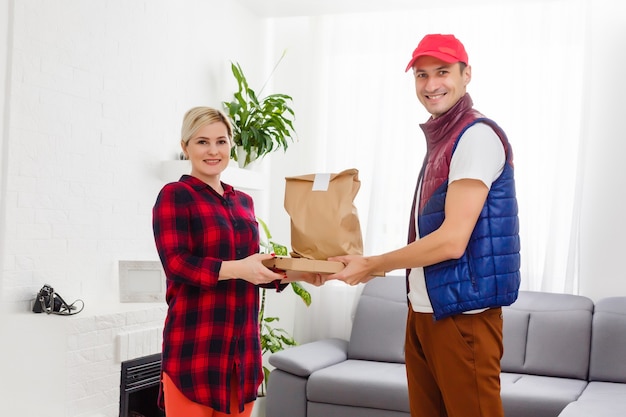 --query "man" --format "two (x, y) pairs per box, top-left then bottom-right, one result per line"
(328, 34), (520, 417)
